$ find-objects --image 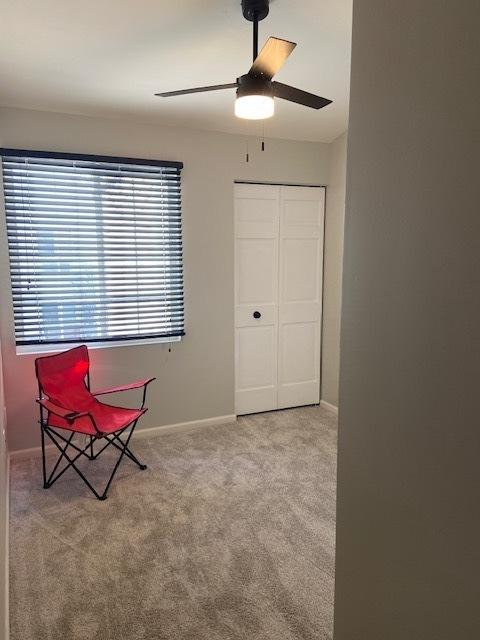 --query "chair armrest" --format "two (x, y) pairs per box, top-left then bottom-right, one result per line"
(37, 399), (101, 434)
(92, 377), (155, 396)
(36, 398), (79, 419)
